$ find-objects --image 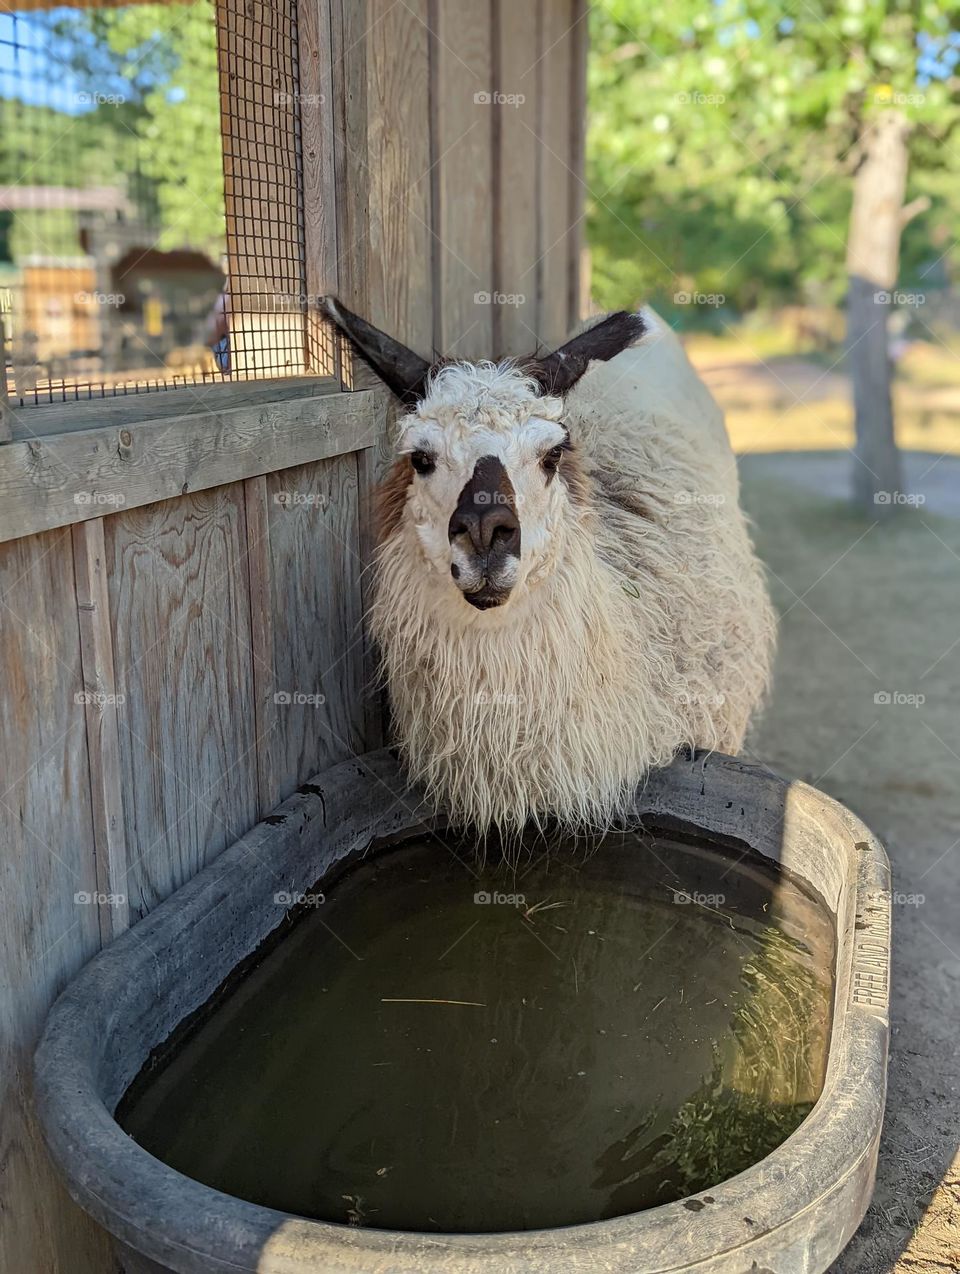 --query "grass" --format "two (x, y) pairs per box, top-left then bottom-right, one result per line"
(685, 330), (960, 457)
